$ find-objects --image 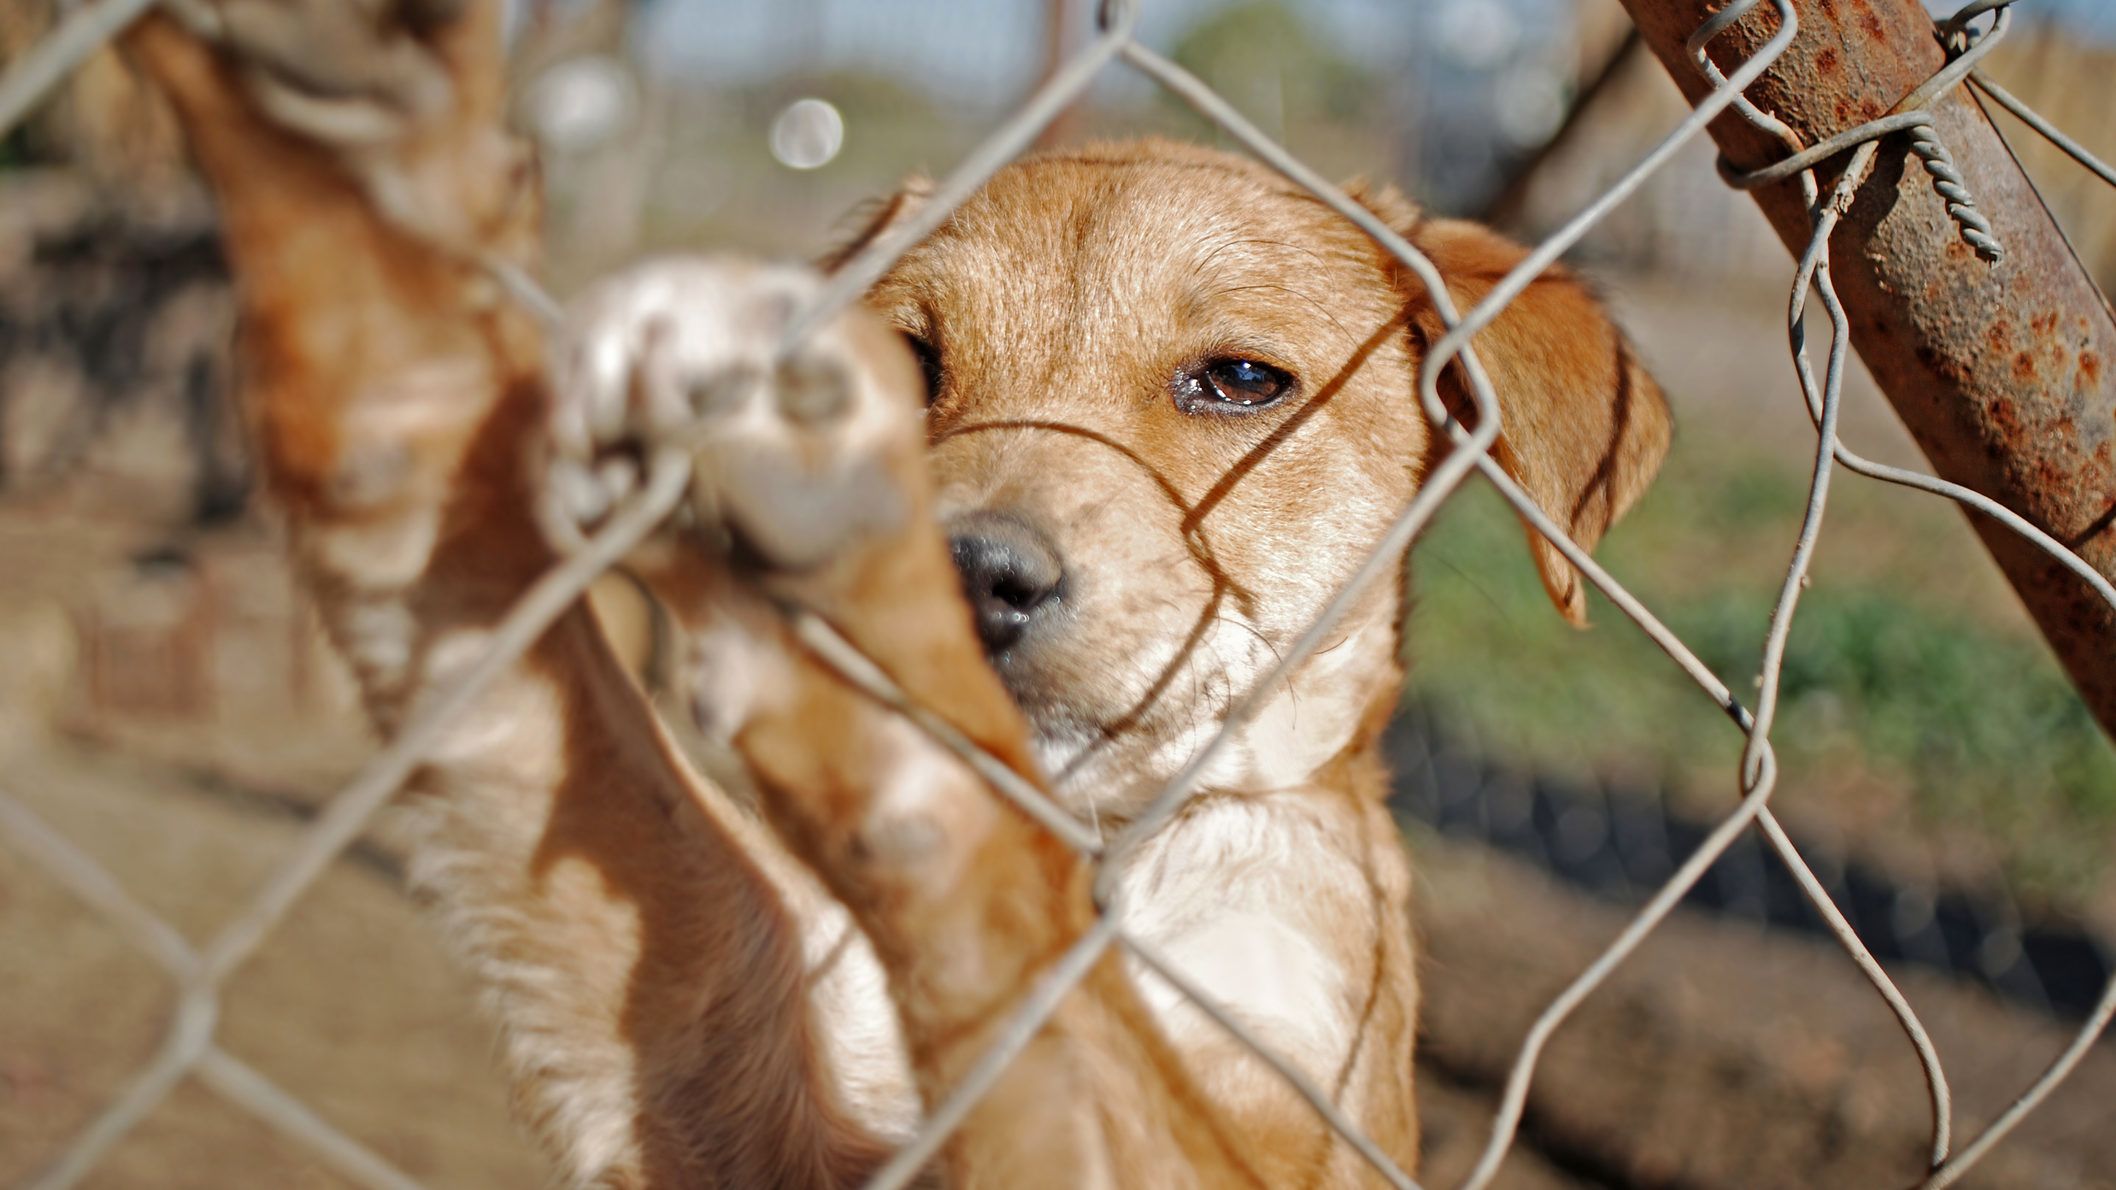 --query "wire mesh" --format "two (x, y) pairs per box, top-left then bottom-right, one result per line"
(0, 0), (2112, 1187)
